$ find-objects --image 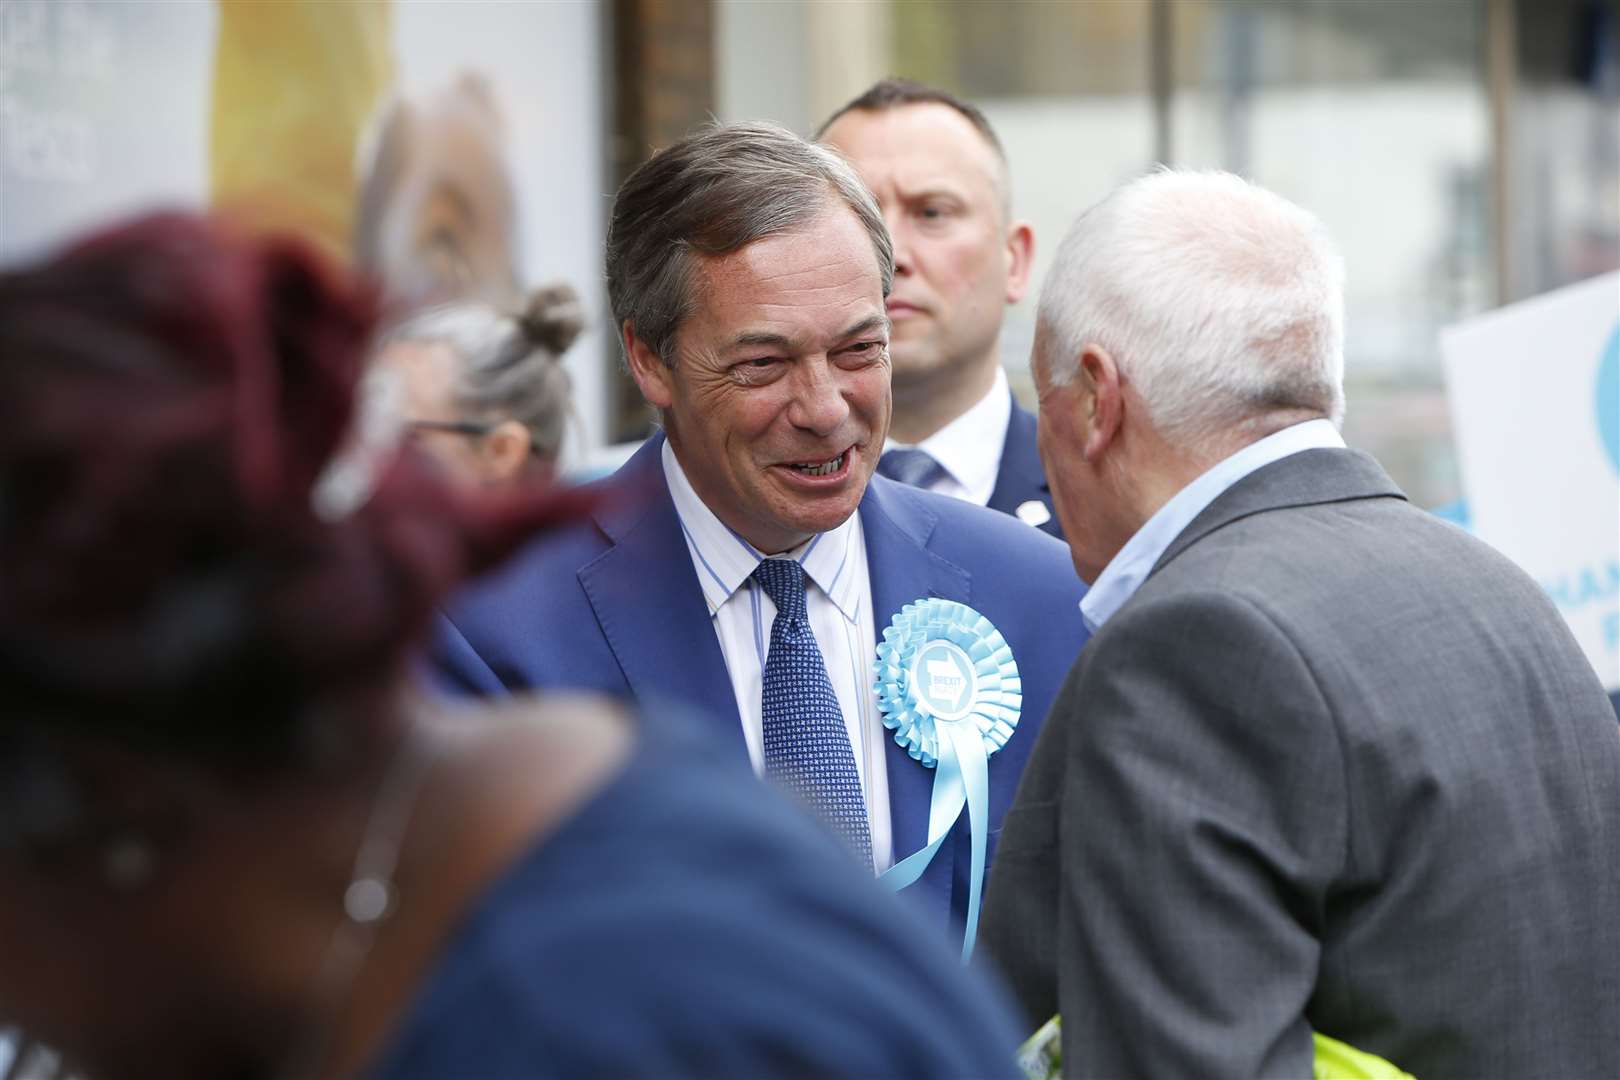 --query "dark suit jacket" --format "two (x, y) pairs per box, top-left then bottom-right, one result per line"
(433, 436), (1090, 934)
(981, 448), (1620, 1078)
(988, 398), (1063, 540)
(374, 708), (1024, 1079)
